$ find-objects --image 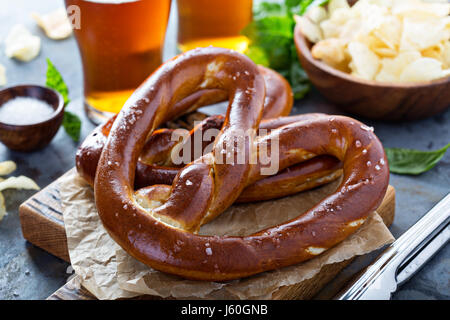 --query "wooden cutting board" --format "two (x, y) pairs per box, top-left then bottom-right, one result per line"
(20, 179), (395, 300)
(18, 112), (396, 299)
